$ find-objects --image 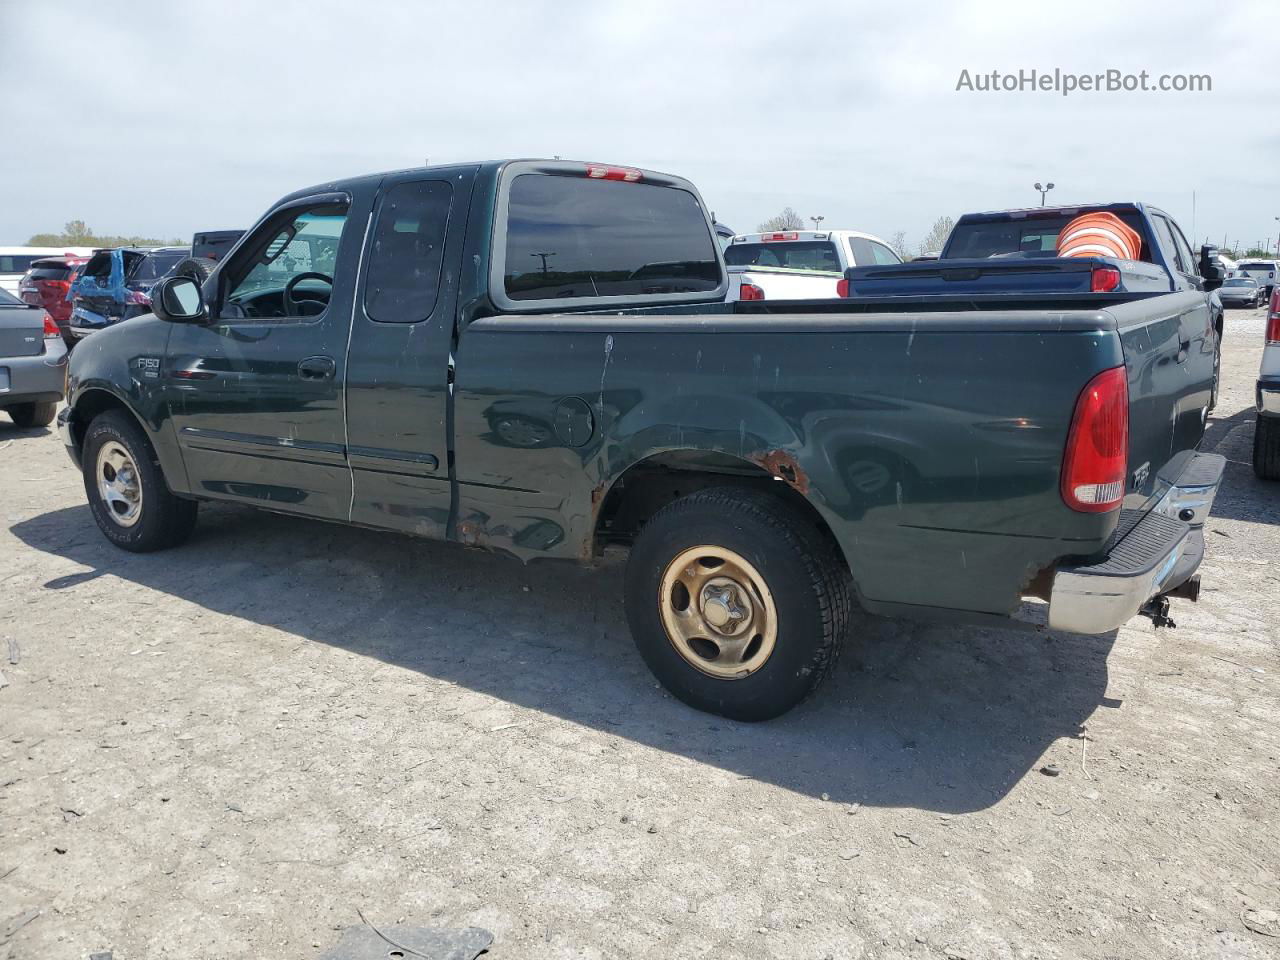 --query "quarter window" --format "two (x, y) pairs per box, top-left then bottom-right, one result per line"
(868, 241), (902, 265)
(364, 180), (453, 323)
